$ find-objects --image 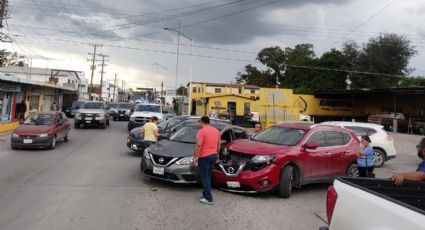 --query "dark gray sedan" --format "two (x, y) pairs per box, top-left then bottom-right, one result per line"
(140, 123), (247, 184)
